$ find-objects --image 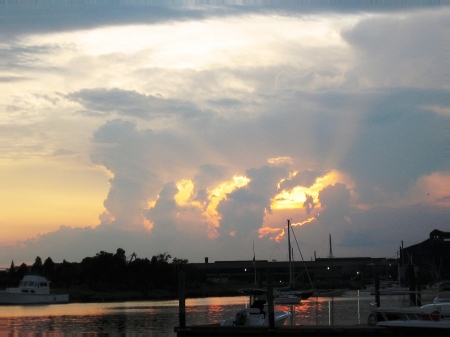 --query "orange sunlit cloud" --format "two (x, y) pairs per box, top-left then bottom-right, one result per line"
(203, 175), (250, 238)
(259, 216), (318, 242)
(175, 179), (203, 208)
(271, 170), (354, 210)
